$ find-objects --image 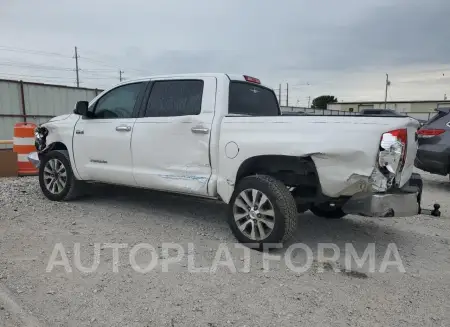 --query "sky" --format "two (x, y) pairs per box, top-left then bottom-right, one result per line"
(1, 0), (450, 107)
